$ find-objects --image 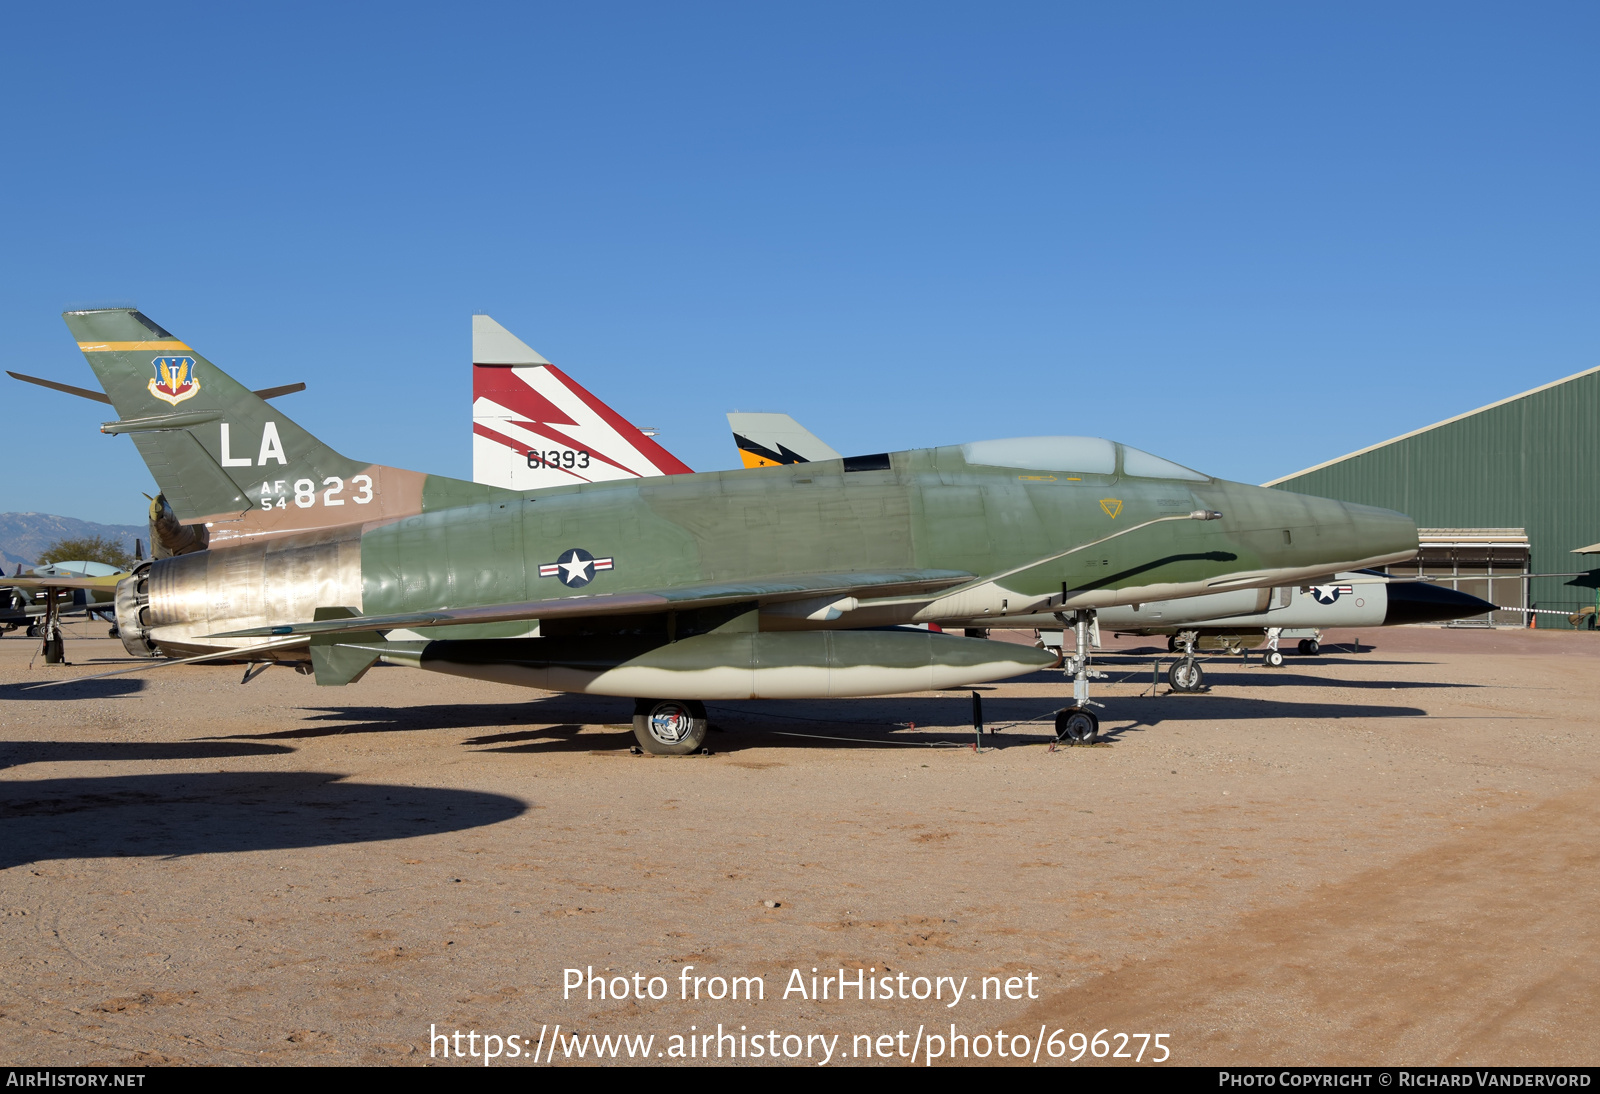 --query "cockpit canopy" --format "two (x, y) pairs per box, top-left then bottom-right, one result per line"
(961, 436), (1210, 481)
